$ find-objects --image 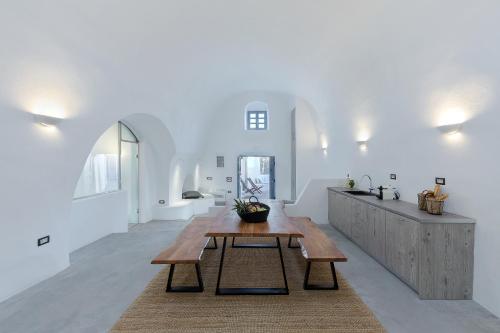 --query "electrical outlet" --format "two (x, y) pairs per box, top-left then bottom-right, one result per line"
(38, 236), (50, 247)
(226, 177), (232, 182)
(216, 156), (224, 168)
(435, 177), (446, 185)
(390, 174), (397, 180)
